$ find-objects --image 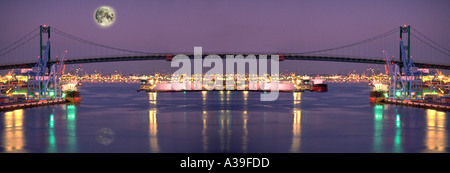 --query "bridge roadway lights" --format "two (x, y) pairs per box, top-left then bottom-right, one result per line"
(1, 56), (450, 70)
